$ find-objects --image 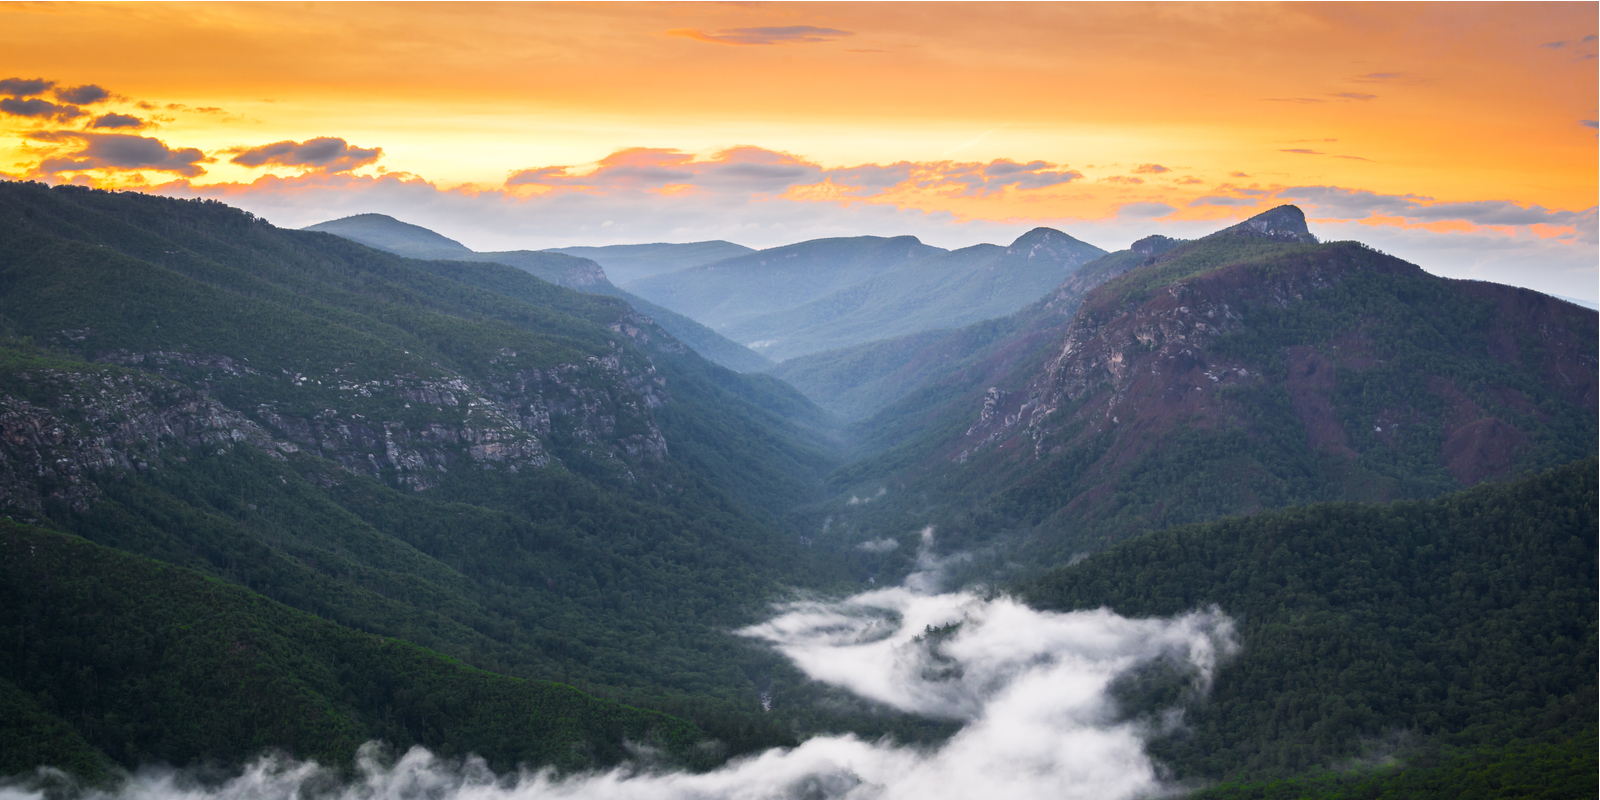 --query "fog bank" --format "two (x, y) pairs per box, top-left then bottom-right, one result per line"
(5, 582), (1236, 800)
